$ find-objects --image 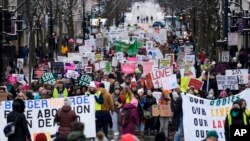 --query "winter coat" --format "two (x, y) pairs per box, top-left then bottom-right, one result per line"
(121, 103), (140, 135)
(98, 88), (114, 112)
(7, 111), (31, 141)
(143, 95), (157, 111)
(67, 131), (86, 141)
(54, 105), (77, 137)
(171, 96), (182, 131)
